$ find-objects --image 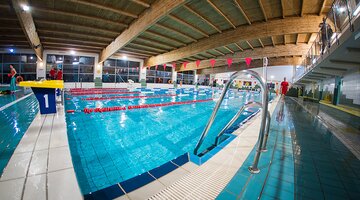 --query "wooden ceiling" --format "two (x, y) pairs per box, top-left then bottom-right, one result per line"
(1, 0), (333, 71)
